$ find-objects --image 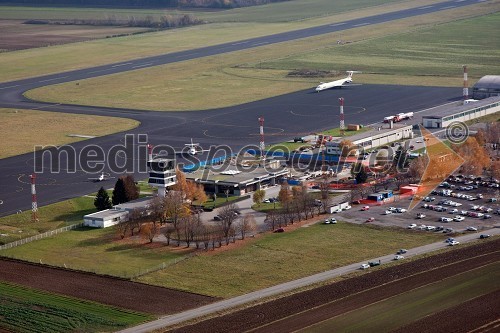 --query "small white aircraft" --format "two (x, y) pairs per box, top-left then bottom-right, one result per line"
(315, 71), (360, 92)
(176, 139), (210, 156)
(88, 172), (113, 182)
